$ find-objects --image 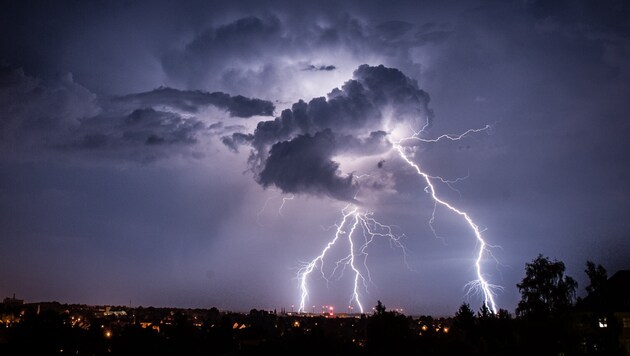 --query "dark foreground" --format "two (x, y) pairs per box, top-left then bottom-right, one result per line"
(0, 300), (626, 355)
